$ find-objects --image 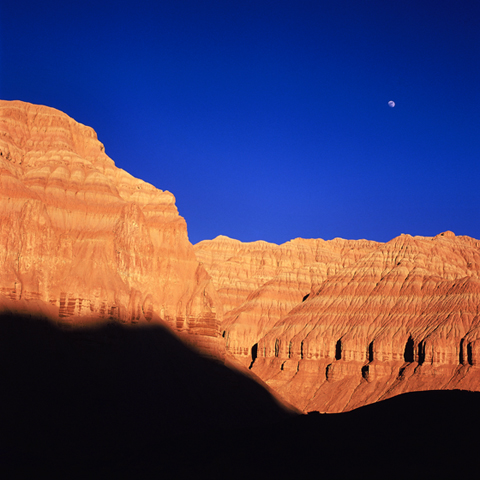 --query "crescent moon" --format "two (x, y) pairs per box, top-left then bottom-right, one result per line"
(388, 101), (395, 107)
